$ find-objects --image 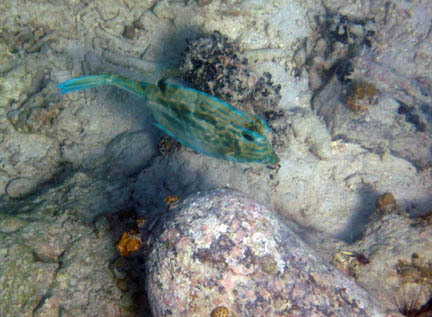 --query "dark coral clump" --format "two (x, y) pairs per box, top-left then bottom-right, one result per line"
(157, 135), (181, 157)
(345, 80), (377, 113)
(397, 100), (428, 133)
(251, 71), (282, 112)
(325, 13), (375, 48)
(180, 32), (281, 115)
(295, 12), (376, 90)
(180, 31), (251, 103)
